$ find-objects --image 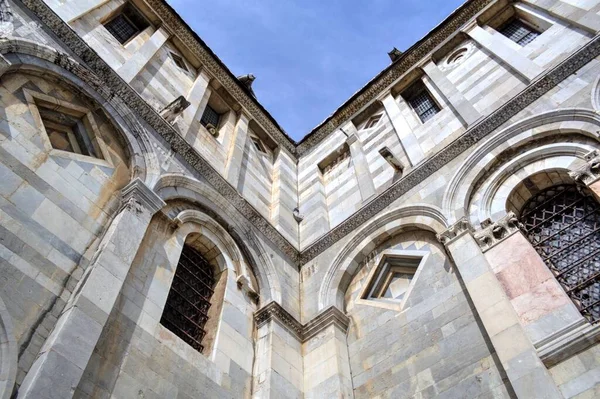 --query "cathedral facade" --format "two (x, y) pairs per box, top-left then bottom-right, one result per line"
(0, 0), (599, 397)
